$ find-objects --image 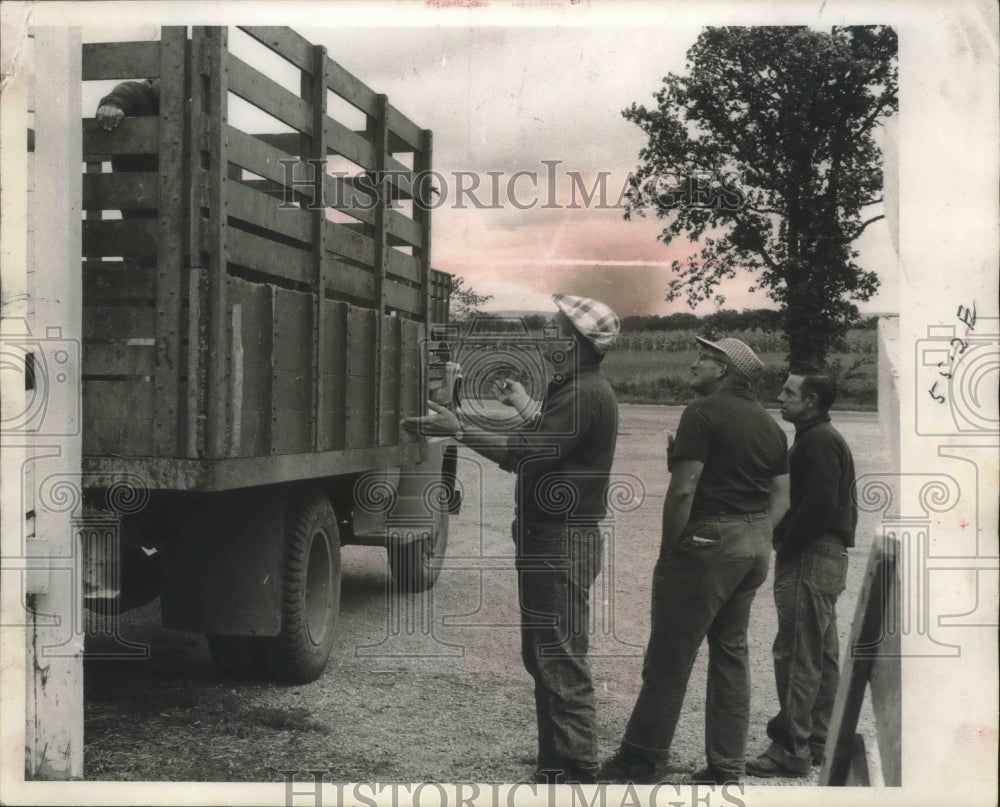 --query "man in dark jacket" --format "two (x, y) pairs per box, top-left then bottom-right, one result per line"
(402, 294), (620, 784)
(746, 369), (857, 778)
